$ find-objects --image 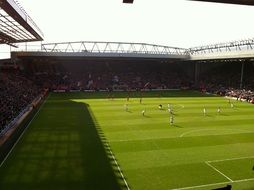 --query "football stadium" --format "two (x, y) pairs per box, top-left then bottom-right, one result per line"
(0, 0), (254, 190)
